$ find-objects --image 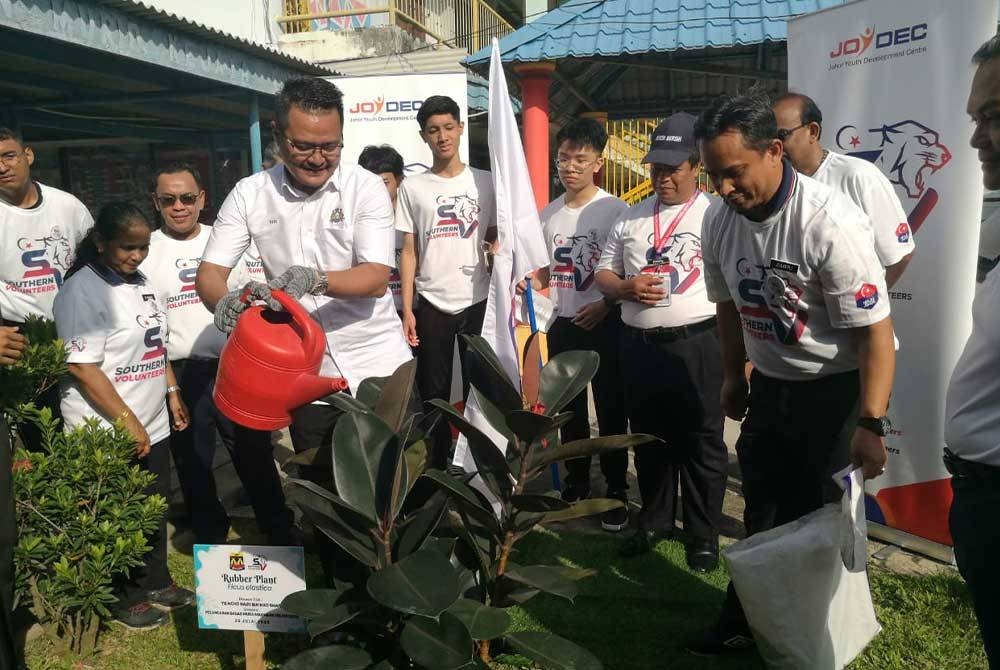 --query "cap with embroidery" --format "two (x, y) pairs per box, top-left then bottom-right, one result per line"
(643, 112), (698, 166)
